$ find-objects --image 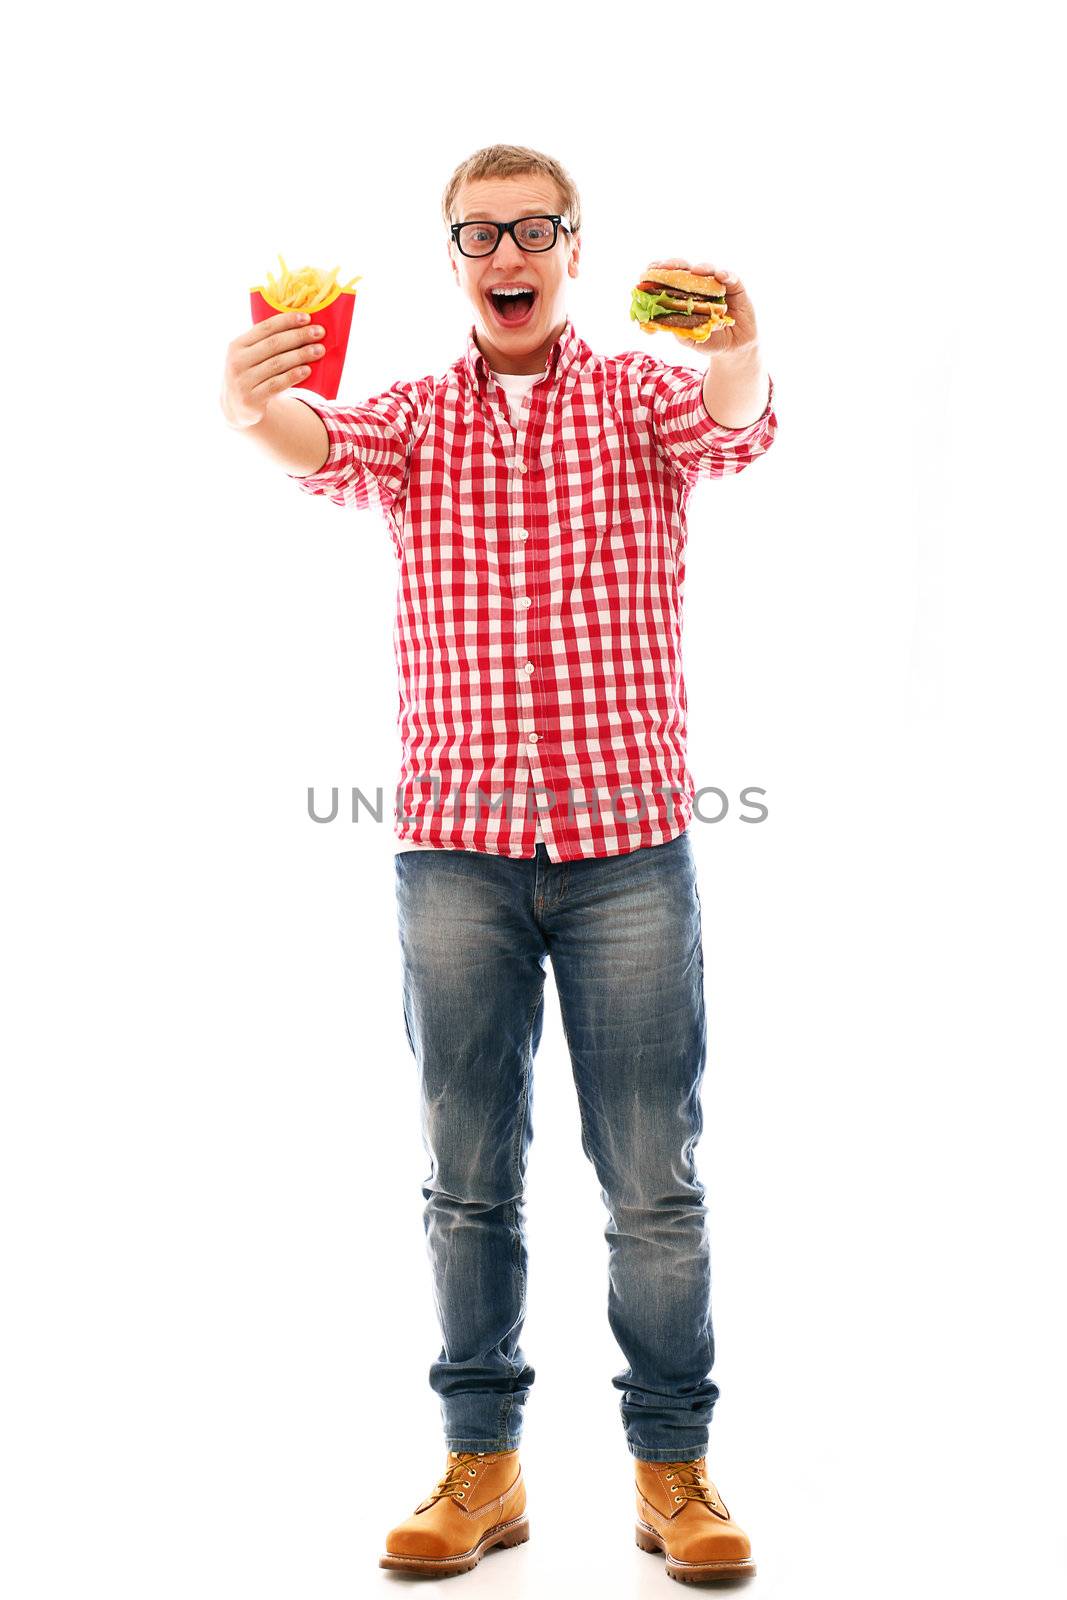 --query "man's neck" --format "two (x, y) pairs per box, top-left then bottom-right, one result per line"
(476, 319), (567, 376)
